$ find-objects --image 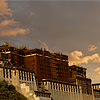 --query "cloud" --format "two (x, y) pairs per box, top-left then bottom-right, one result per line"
(95, 72), (100, 77)
(0, 19), (18, 27)
(0, 0), (12, 18)
(69, 50), (100, 65)
(95, 68), (100, 77)
(88, 45), (97, 52)
(94, 67), (100, 72)
(37, 40), (100, 67)
(37, 41), (100, 66)
(37, 40), (100, 66)
(0, 28), (29, 37)
(0, 1), (29, 37)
